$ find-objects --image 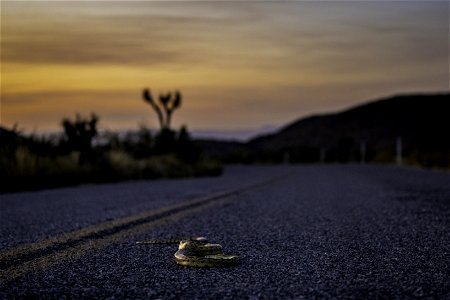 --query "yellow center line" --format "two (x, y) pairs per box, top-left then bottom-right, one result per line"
(0, 190), (229, 261)
(1, 199), (224, 282)
(0, 173), (290, 282)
